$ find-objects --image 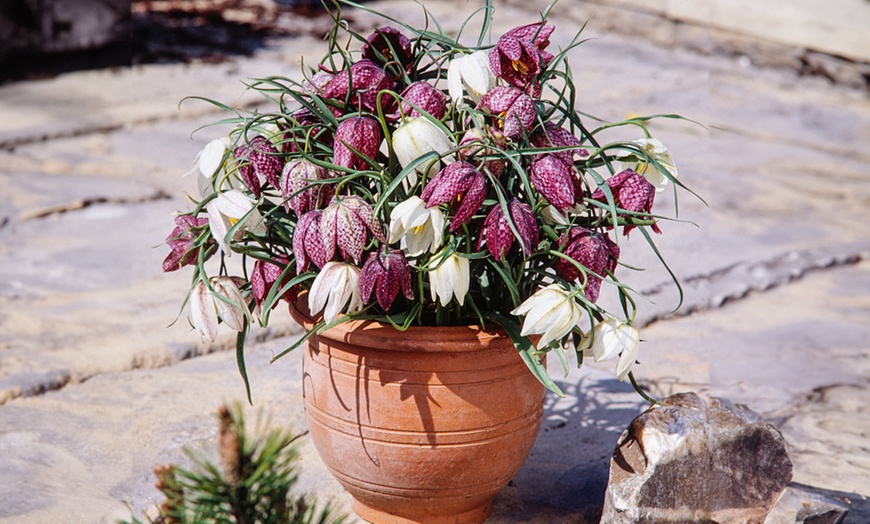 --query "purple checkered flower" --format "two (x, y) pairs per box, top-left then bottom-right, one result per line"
(322, 59), (395, 112)
(555, 227), (620, 303)
(333, 116), (382, 171)
(398, 81), (447, 119)
(477, 199), (538, 260)
(459, 127), (507, 177)
(360, 248), (414, 311)
(529, 153), (581, 210)
(234, 135), (283, 198)
(251, 256), (297, 307)
(421, 161), (487, 232)
(490, 22), (554, 95)
(362, 27), (414, 72)
(532, 123), (589, 164)
(478, 86), (536, 139)
(591, 169), (660, 235)
(293, 210), (327, 273)
(321, 195), (387, 264)
(162, 215), (213, 272)
(280, 159), (329, 216)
